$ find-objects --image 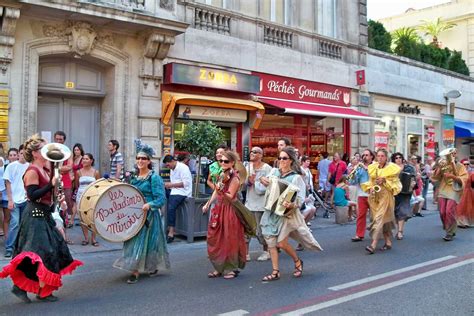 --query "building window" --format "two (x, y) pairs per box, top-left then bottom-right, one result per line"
(202, 0), (229, 8)
(317, 0), (336, 38)
(260, 0), (291, 25)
